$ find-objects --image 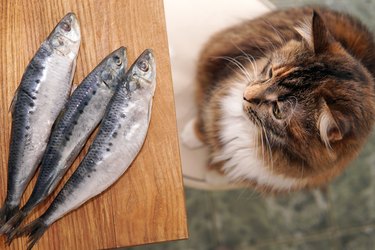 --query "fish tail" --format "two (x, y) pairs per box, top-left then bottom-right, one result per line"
(2, 209), (28, 244)
(0, 203), (19, 229)
(18, 218), (48, 250)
